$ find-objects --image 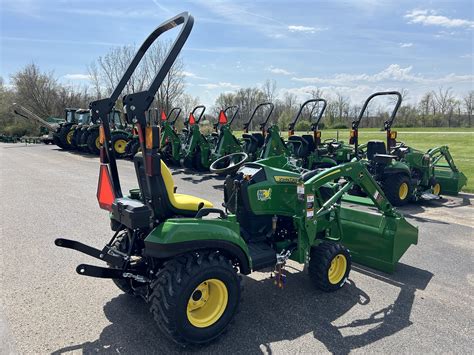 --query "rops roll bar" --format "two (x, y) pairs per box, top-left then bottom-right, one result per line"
(242, 102), (274, 133)
(90, 12), (194, 198)
(288, 98), (327, 135)
(351, 91), (402, 156)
